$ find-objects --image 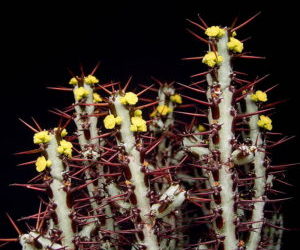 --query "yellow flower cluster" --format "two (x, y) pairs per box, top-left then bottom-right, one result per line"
(35, 156), (52, 172)
(130, 116), (147, 132)
(170, 94), (182, 104)
(84, 75), (99, 84)
(250, 90), (267, 102)
(198, 124), (206, 132)
(57, 139), (73, 158)
(33, 131), (51, 144)
(227, 37), (244, 53)
(202, 51), (223, 67)
(205, 26), (225, 38)
(257, 115), (272, 131)
(103, 114), (122, 129)
(150, 105), (173, 117)
(74, 87), (90, 101)
(93, 93), (102, 103)
(120, 92), (138, 105)
(54, 127), (68, 137)
(69, 77), (79, 85)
